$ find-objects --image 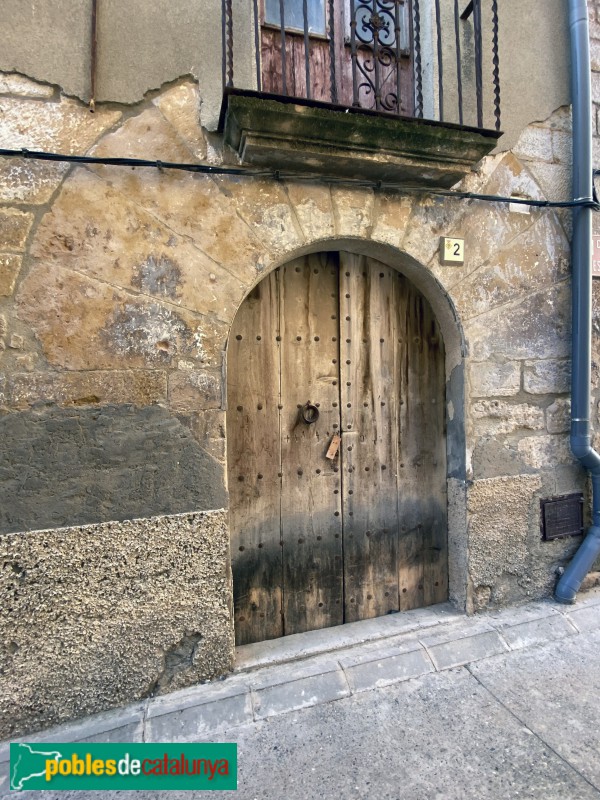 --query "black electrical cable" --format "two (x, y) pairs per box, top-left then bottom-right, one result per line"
(2, 147), (598, 211)
(0, 148), (270, 177)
